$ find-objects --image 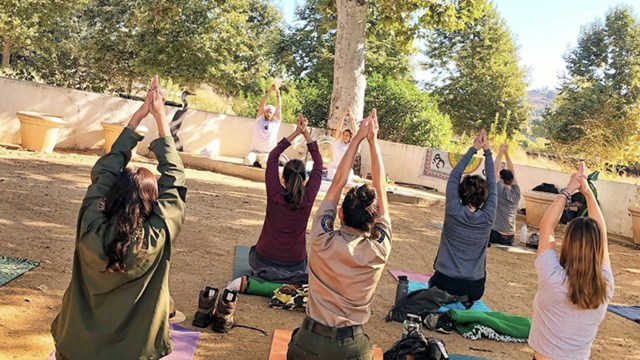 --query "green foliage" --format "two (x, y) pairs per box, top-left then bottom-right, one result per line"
(364, 73), (453, 149)
(293, 76), (333, 127)
(281, 0), (414, 82)
(544, 6), (640, 165)
(423, 4), (529, 137)
(2, 0), (283, 95)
